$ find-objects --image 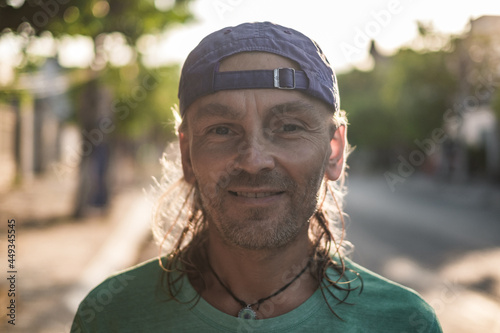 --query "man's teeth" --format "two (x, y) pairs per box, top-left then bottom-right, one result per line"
(236, 192), (276, 198)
